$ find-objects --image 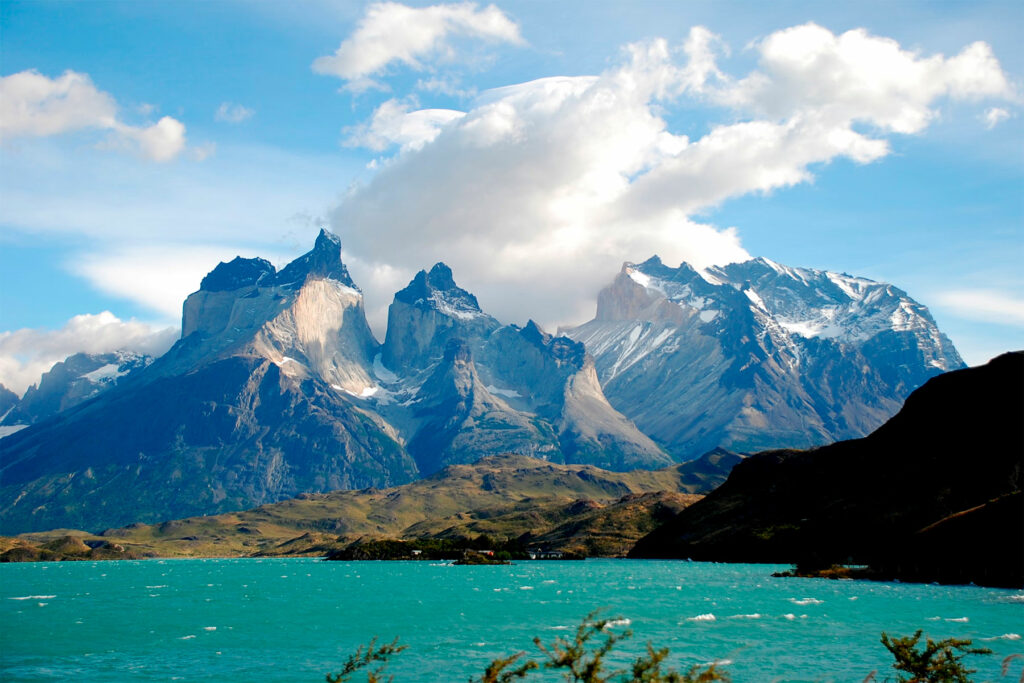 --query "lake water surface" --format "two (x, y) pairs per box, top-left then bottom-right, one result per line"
(2, 558), (1021, 682)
